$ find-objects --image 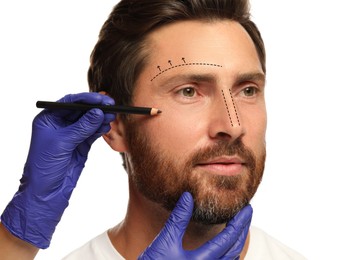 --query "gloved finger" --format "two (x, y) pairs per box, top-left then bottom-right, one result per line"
(95, 123), (112, 136)
(85, 112), (115, 146)
(62, 109), (105, 155)
(101, 113), (116, 129)
(137, 192), (194, 260)
(221, 217), (252, 260)
(63, 104), (116, 127)
(58, 92), (115, 106)
(193, 205), (252, 259)
(103, 113), (117, 124)
(50, 92), (115, 120)
(91, 112), (115, 135)
(163, 192), (194, 240)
